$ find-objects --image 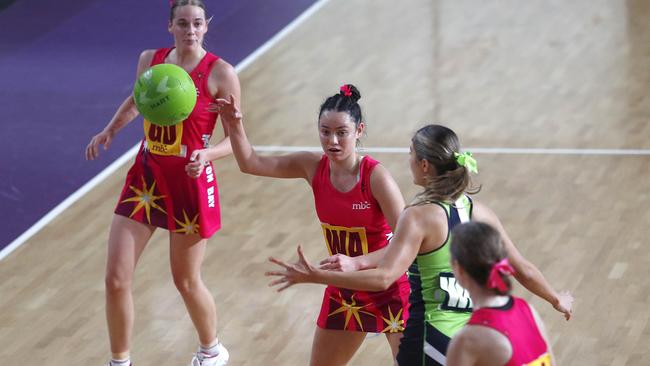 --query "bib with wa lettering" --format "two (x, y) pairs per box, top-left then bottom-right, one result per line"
(321, 223), (370, 257)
